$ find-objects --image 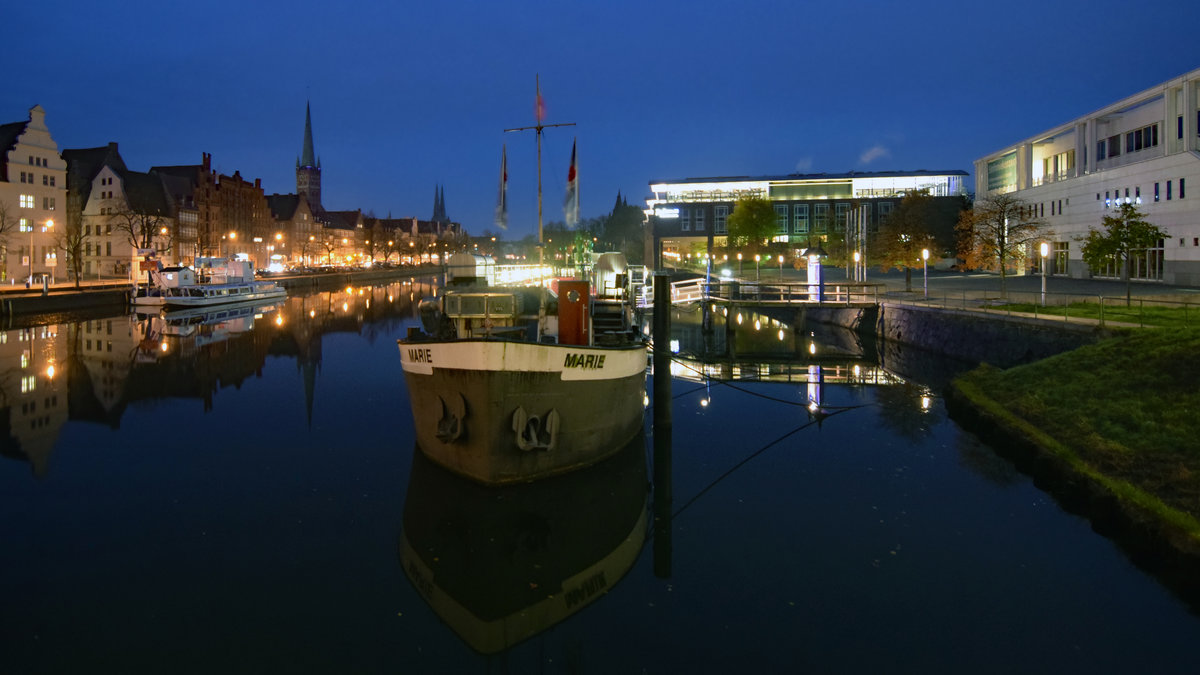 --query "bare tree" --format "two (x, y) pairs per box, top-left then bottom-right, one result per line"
(0, 200), (20, 279)
(956, 193), (1049, 297)
(110, 204), (172, 256)
(52, 222), (87, 289)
